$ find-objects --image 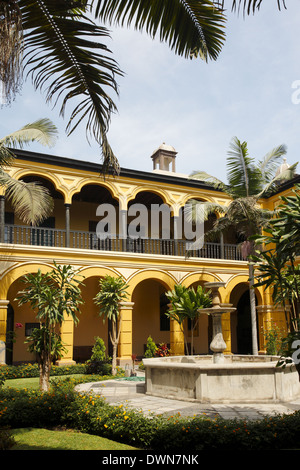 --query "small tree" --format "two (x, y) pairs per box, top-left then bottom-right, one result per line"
(90, 336), (107, 362)
(94, 275), (129, 376)
(252, 185), (300, 333)
(144, 336), (158, 358)
(16, 262), (84, 391)
(85, 336), (111, 375)
(165, 284), (190, 354)
(25, 326), (67, 365)
(166, 284), (212, 355)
